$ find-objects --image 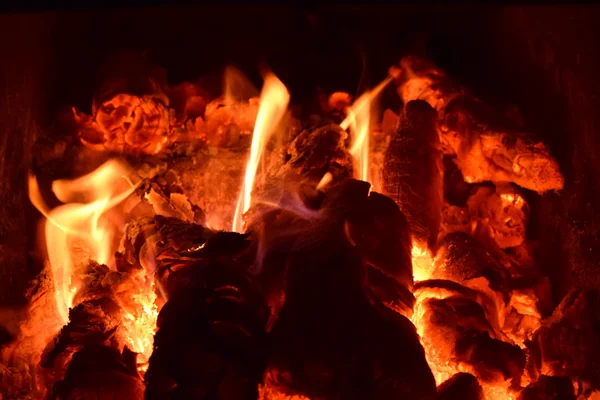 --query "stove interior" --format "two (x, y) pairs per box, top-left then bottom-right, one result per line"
(1, 5), (600, 400)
